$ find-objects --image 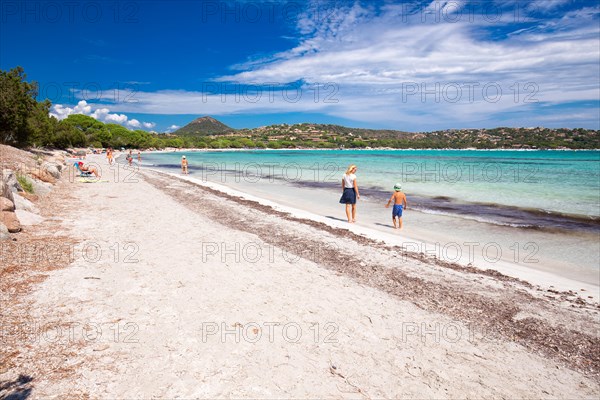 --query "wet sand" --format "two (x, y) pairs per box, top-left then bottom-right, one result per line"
(157, 164), (600, 290)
